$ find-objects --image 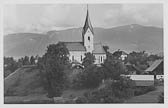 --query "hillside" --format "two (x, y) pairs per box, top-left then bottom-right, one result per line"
(4, 24), (163, 59)
(4, 65), (46, 96)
